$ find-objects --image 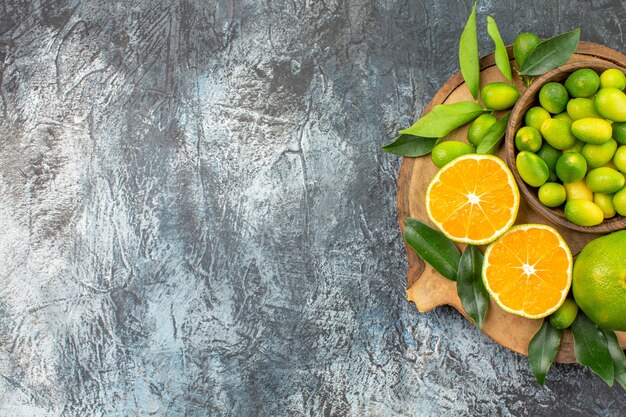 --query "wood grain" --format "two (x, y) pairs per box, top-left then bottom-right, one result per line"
(398, 42), (626, 364)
